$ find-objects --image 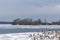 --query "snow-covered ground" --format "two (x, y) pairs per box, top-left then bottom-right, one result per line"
(0, 32), (38, 40)
(0, 31), (60, 40)
(0, 33), (30, 40)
